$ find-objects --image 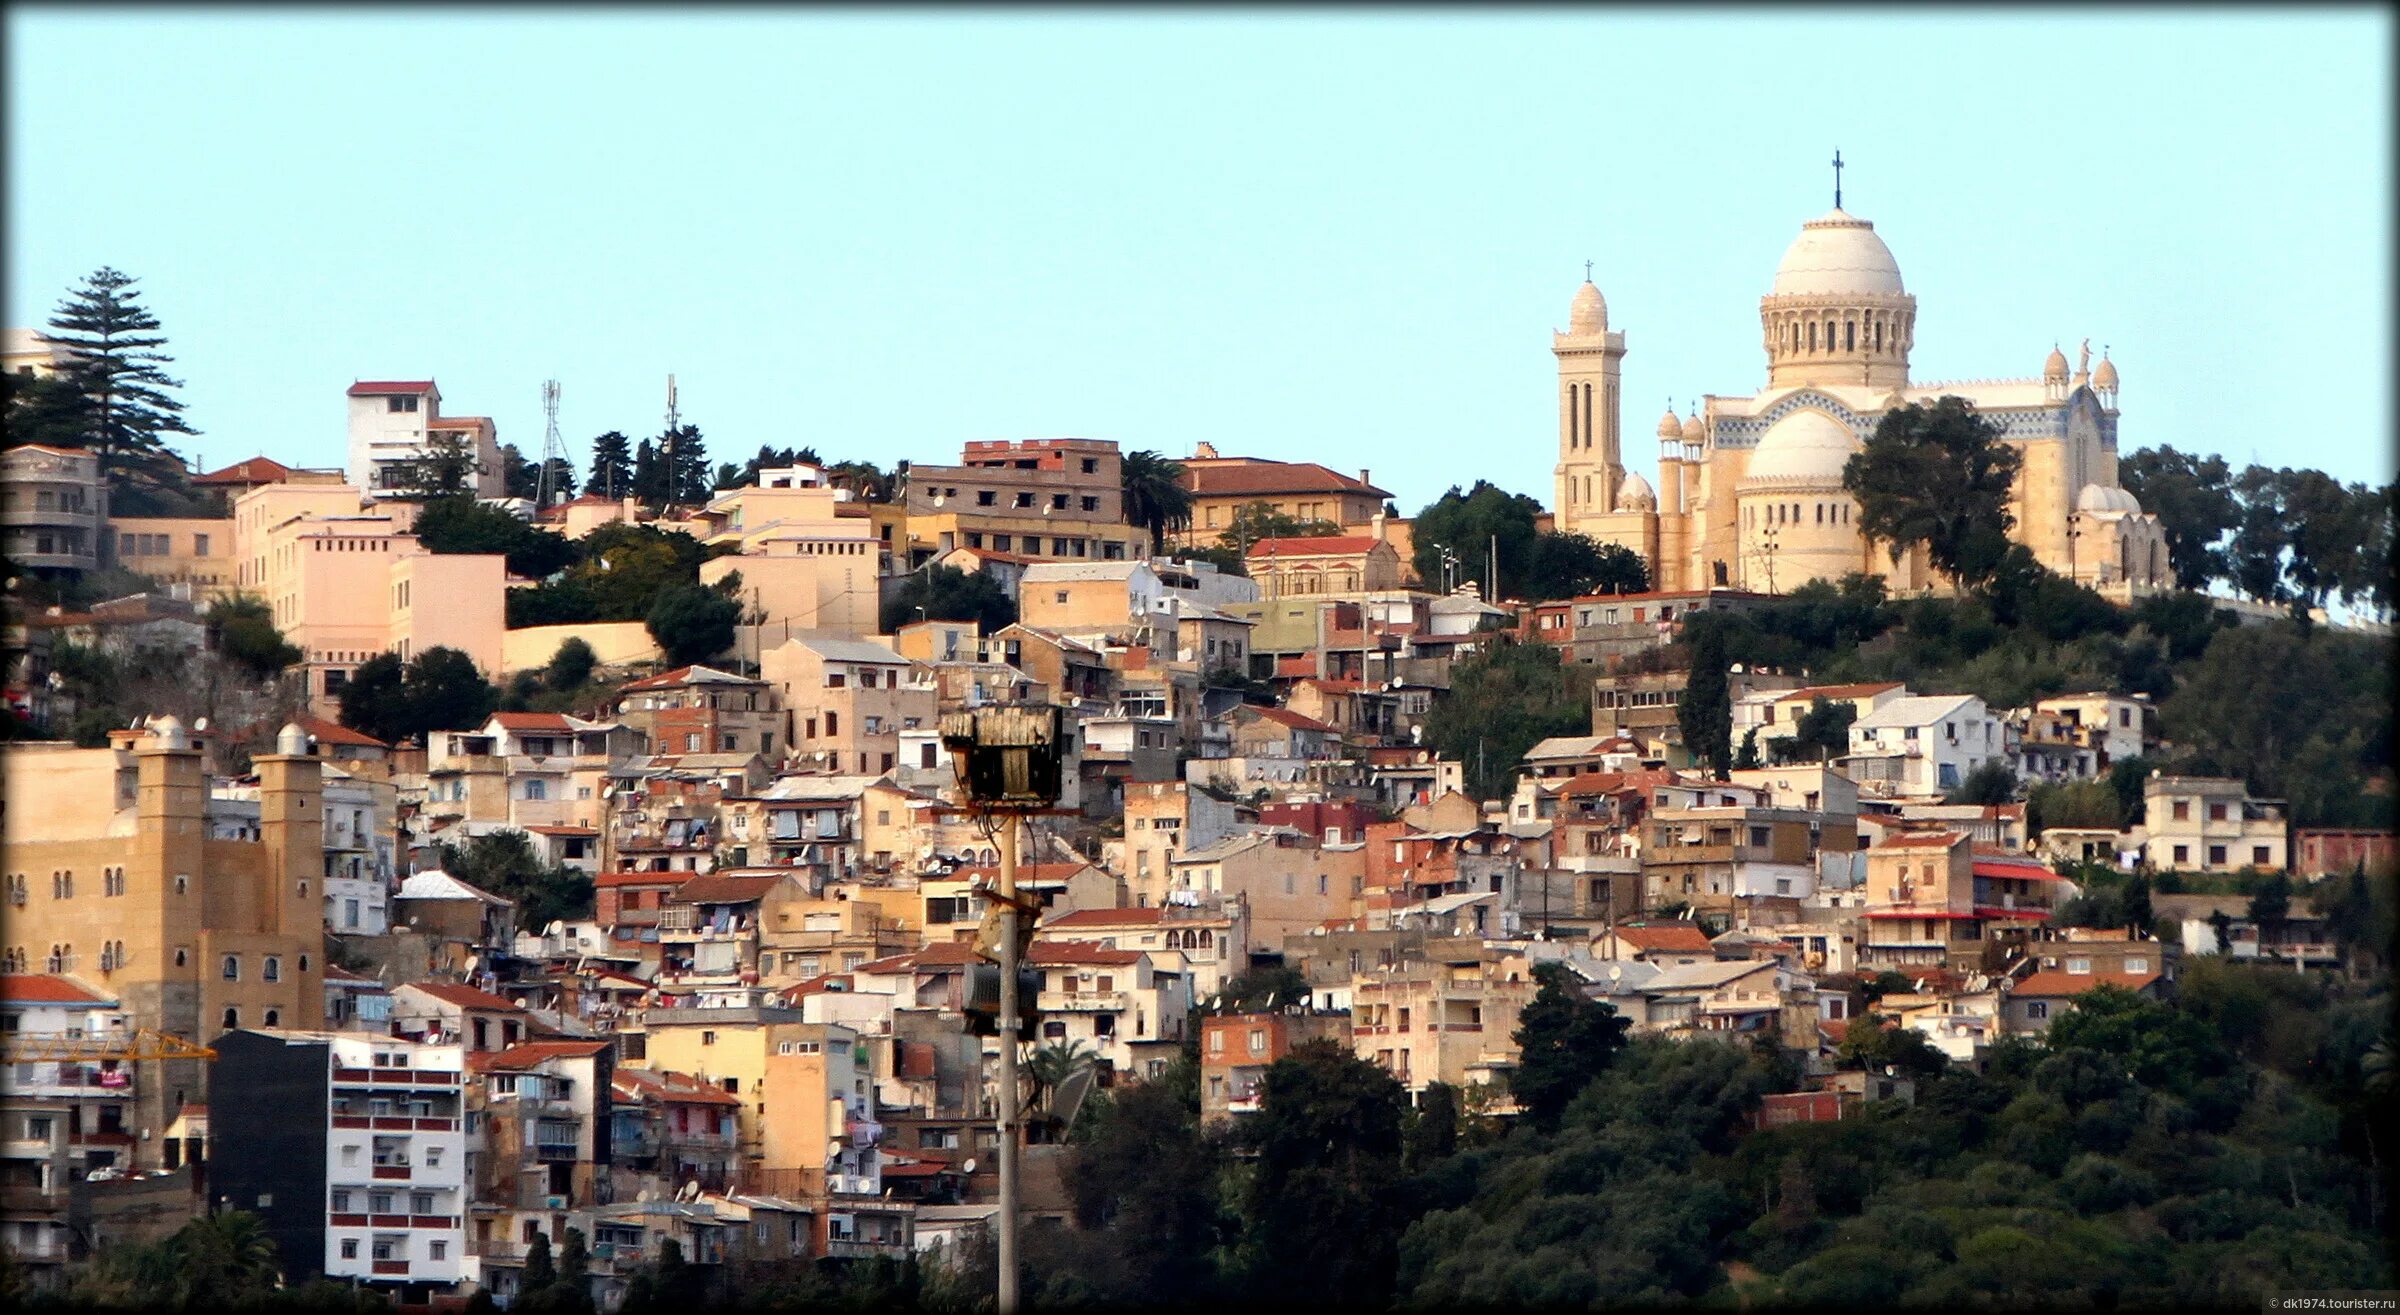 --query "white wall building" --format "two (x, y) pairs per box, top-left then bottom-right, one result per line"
(344, 380), (504, 500)
(1844, 694), (2010, 798)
